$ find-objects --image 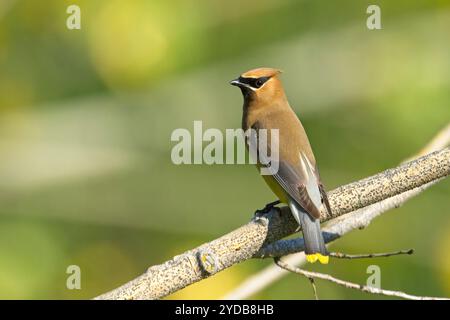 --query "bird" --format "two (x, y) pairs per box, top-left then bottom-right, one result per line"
(230, 67), (331, 264)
